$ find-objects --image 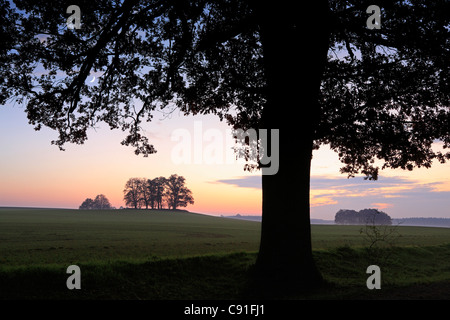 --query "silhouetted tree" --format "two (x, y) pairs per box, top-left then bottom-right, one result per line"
(153, 177), (167, 210)
(360, 209), (392, 225)
(2, 1), (448, 291)
(165, 174), (194, 210)
(79, 194), (112, 209)
(146, 178), (157, 209)
(334, 209), (359, 224)
(79, 198), (95, 210)
(123, 178), (142, 209)
(93, 194), (112, 210)
(137, 178), (152, 209)
(335, 209), (392, 225)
